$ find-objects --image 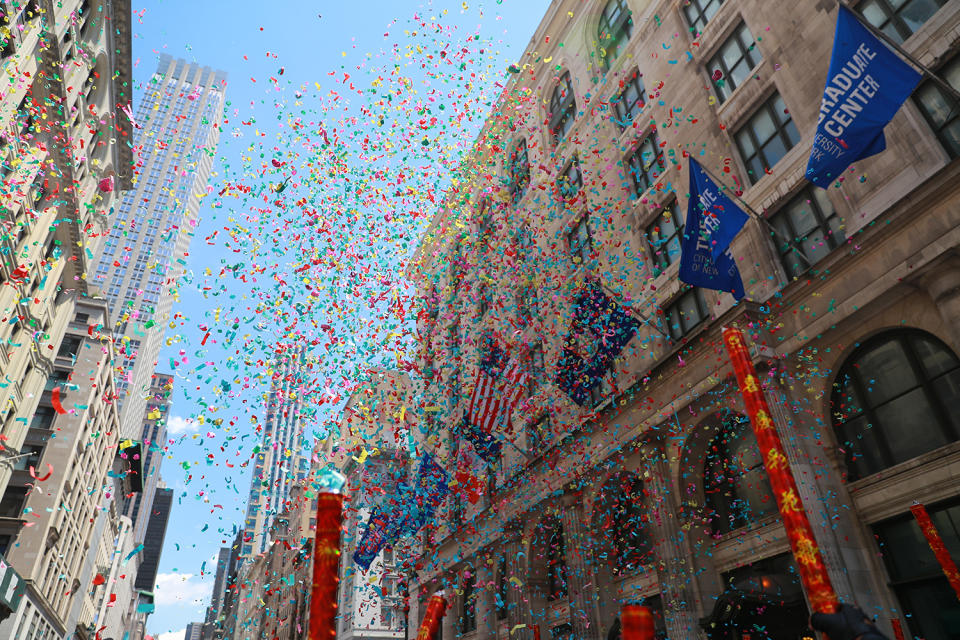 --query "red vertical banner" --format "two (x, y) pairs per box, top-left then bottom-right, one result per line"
(532, 624), (541, 640)
(910, 503), (960, 600)
(309, 491), (345, 640)
(890, 618), (906, 640)
(416, 592), (447, 640)
(621, 605), (654, 640)
(723, 327), (839, 615)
